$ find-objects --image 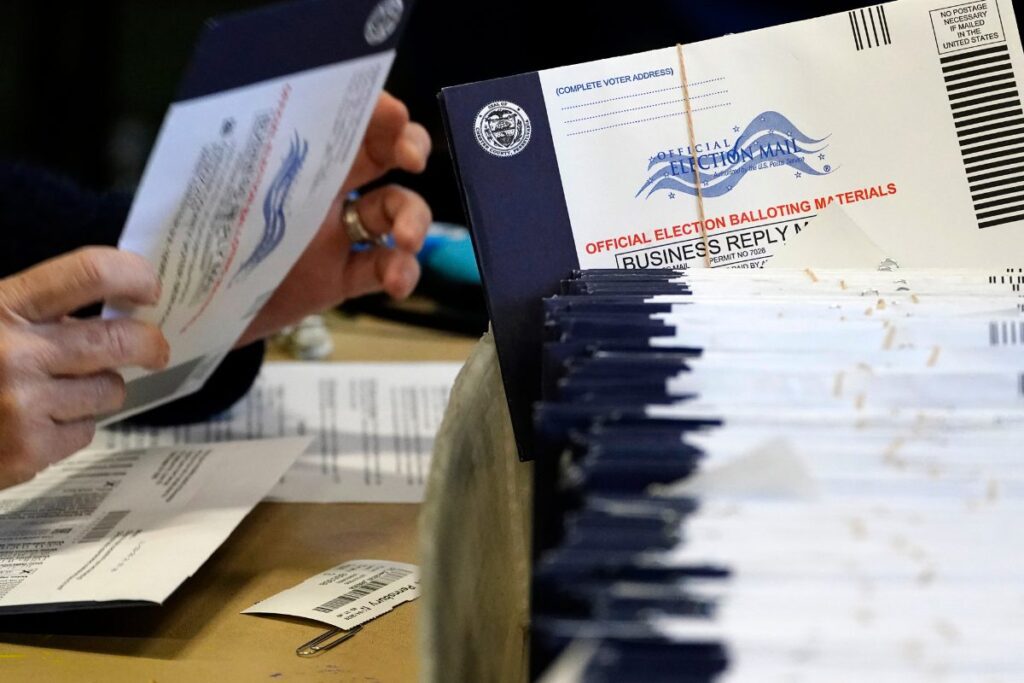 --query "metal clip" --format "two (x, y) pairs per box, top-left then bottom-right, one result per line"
(877, 257), (900, 271)
(296, 625), (362, 657)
